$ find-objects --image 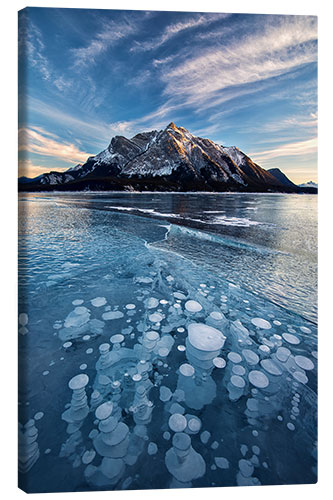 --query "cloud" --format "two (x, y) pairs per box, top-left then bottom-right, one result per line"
(249, 137), (317, 163)
(18, 126), (93, 165)
(160, 16), (317, 109)
(130, 13), (229, 53)
(71, 17), (137, 69)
